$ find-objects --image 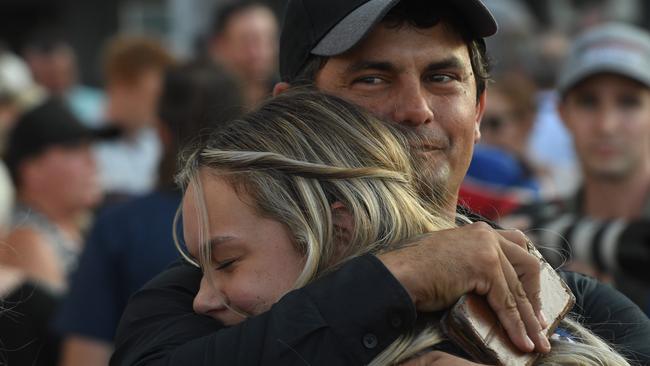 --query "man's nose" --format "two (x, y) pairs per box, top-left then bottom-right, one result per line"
(193, 275), (225, 315)
(391, 82), (434, 127)
(595, 106), (618, 134)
